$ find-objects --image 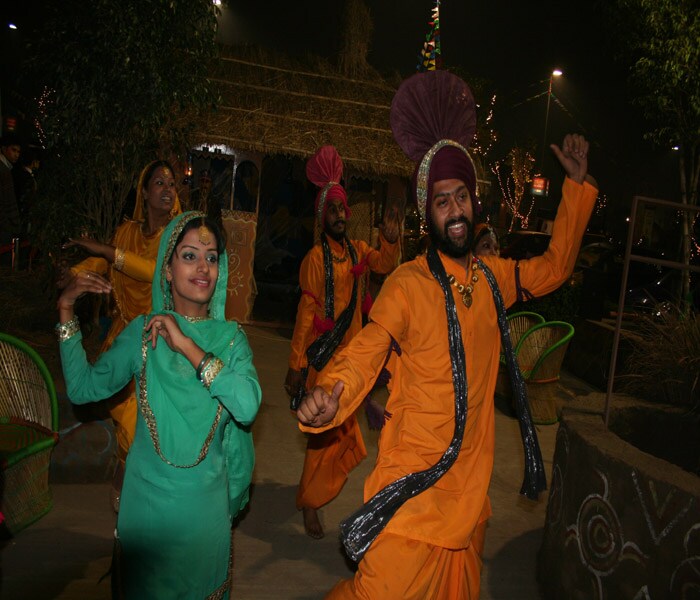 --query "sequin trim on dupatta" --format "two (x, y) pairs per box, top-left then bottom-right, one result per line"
(138, 324), (222, 469)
